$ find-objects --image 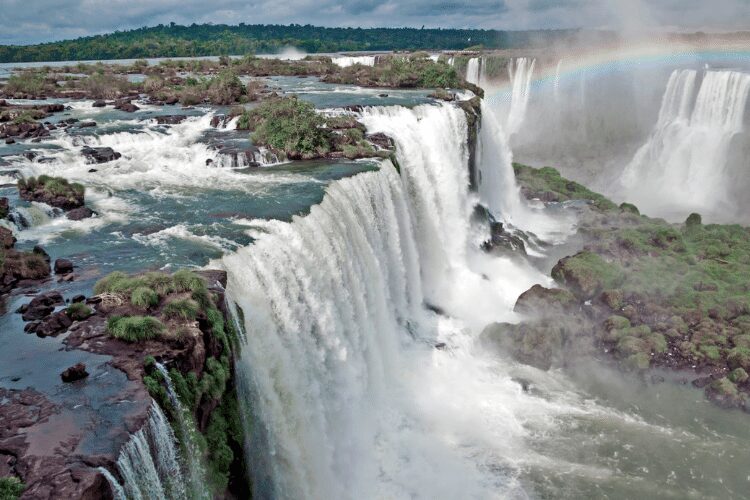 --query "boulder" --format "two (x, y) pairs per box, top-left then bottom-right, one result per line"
(77, 121), (97, 128)
(20, 290), (64, 321)
(53, 258), (74, 275)
(514, 285), (578, 316)
(92, 100), (106, 107)
(0, 197), (7, 219)
(60, 363), (88, 382)
(115, 101), (139, 113)
(81, 146), (121, 164)
(154, 115), (187, 125)
(36, 310), (73, 337)
(66, 207), (94, 221)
